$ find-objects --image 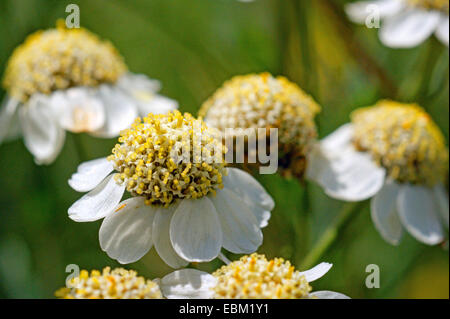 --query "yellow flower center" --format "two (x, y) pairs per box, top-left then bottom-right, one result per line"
(351, 100), (449, 186)
(108, 110), (227, 206)
(55, 267), (162, 299)
(212, 254), (313, 299)
(406, 0), (449, 12)
(2, 20), (127, 103)
(199, 73), (321, 179)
